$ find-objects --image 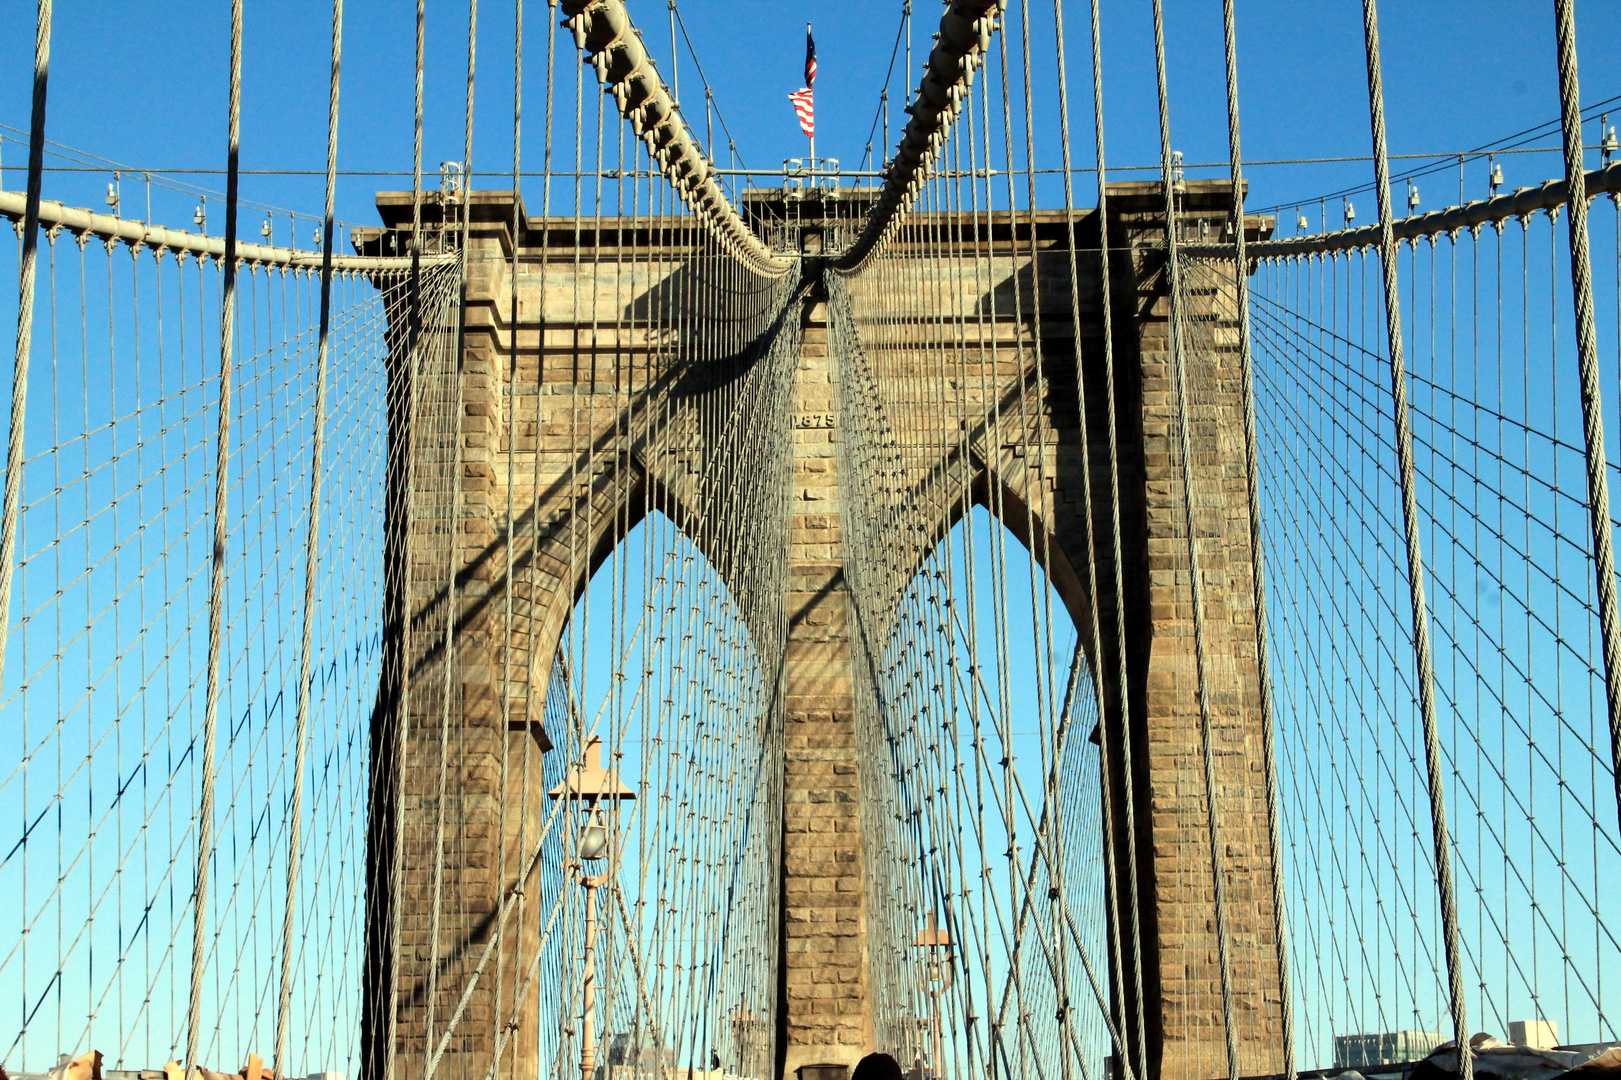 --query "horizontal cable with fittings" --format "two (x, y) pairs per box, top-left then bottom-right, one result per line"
(0, 187), (445, 272)
(1186, 158), (1621, 260)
